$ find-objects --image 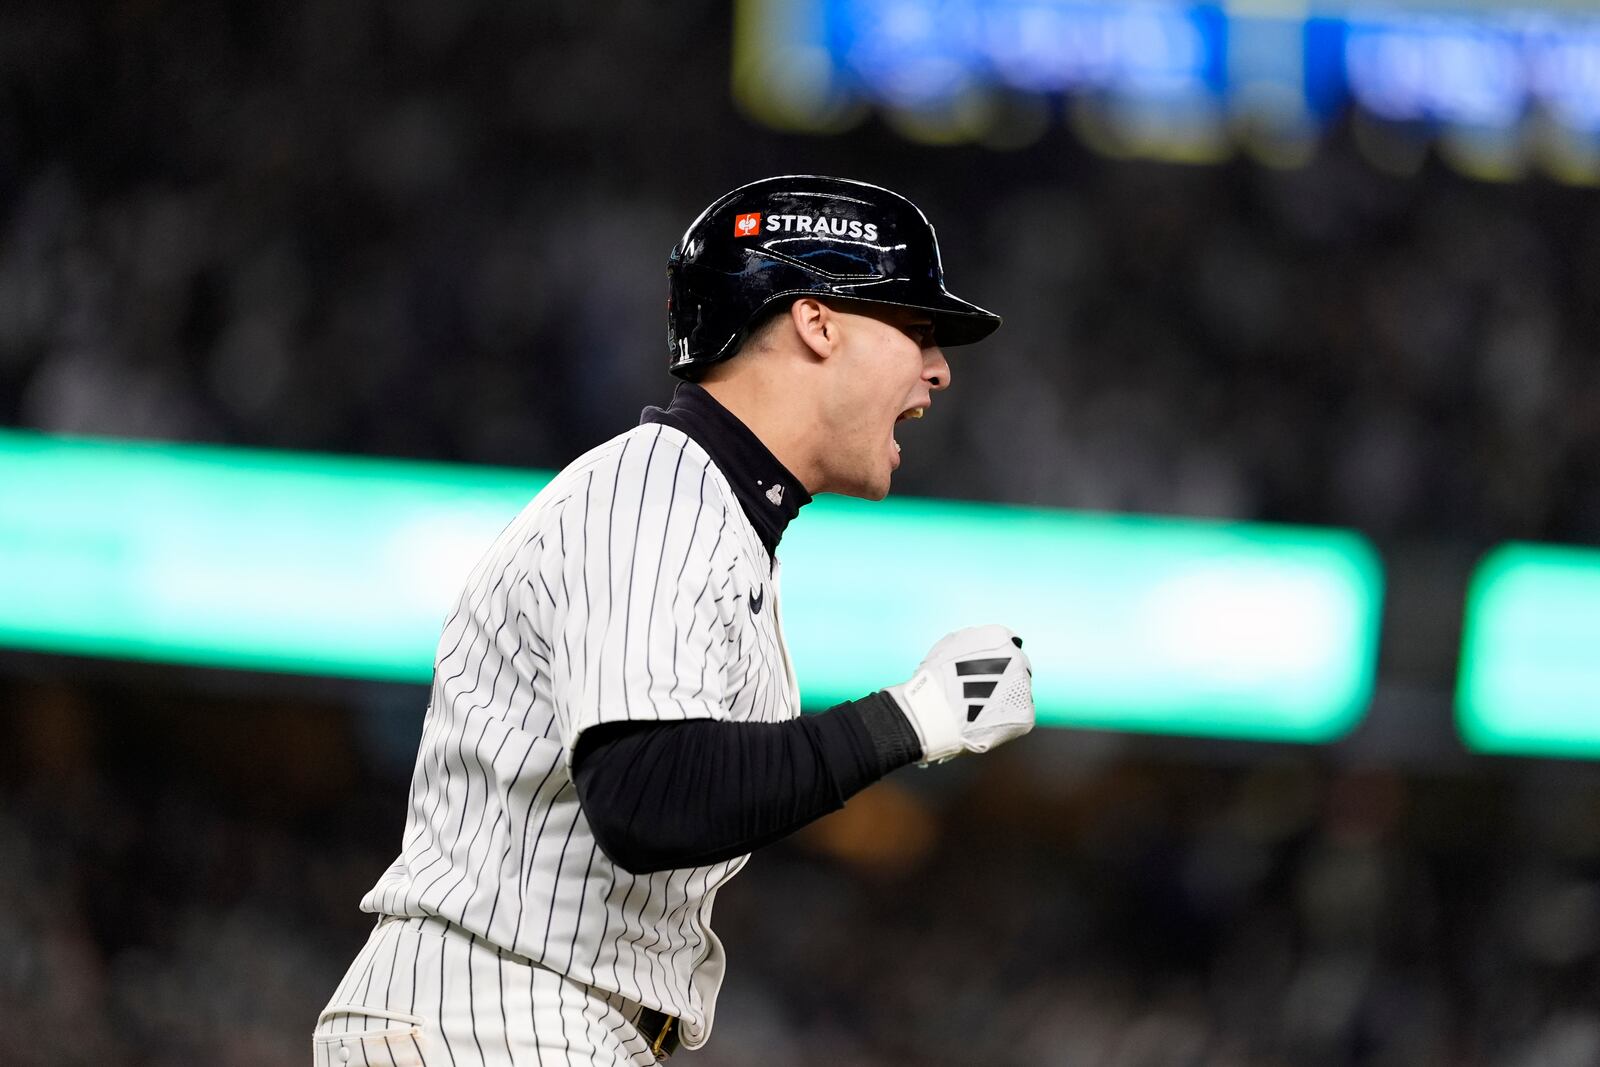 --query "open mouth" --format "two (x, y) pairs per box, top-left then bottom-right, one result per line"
(891, 406), (926, 460)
